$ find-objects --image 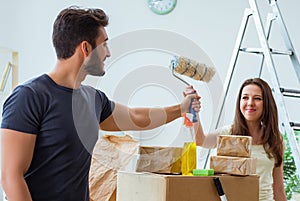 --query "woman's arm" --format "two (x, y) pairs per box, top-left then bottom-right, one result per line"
(272, 164), (287, 201)
(185, 85), (220, 148)
(193, 114), (221, 148)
